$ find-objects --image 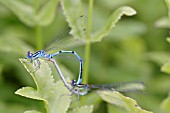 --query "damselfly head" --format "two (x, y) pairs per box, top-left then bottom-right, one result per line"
(26, 51), (33, 59)
(71, 79), (77, 86)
